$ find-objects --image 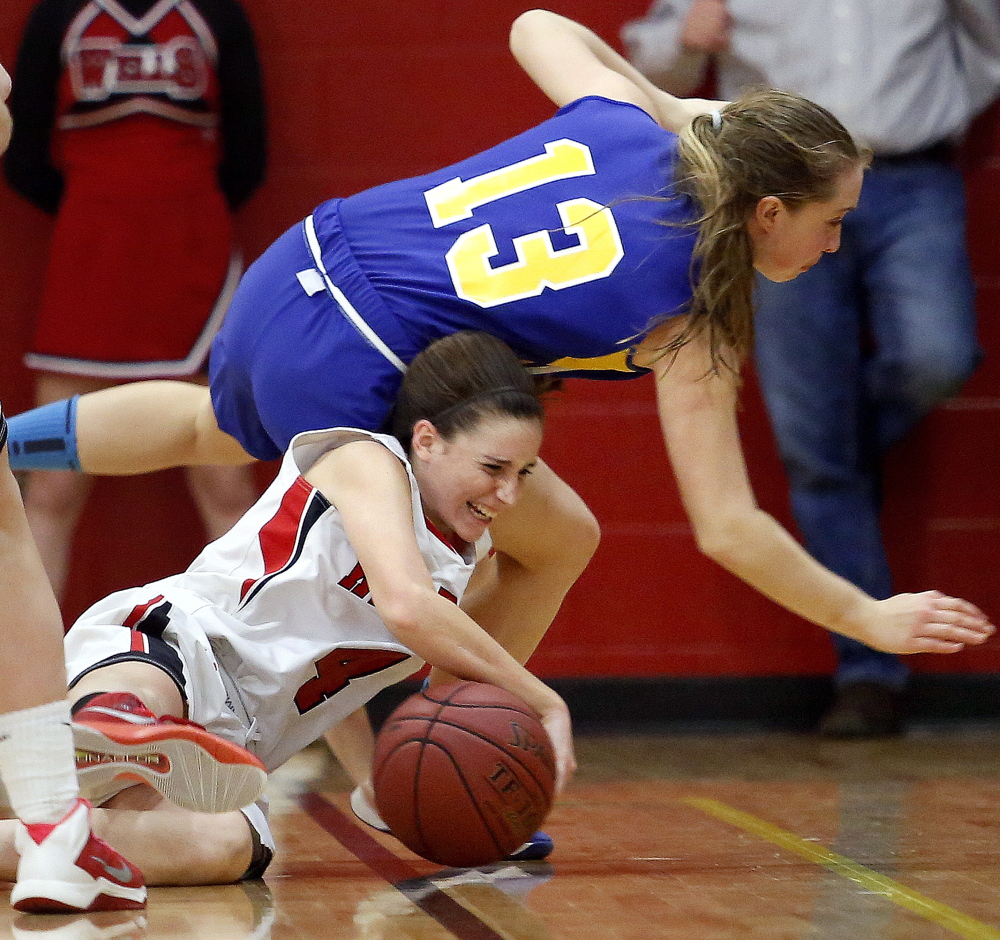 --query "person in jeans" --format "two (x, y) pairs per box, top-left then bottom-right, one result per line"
(624, 0), (1000, 735)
